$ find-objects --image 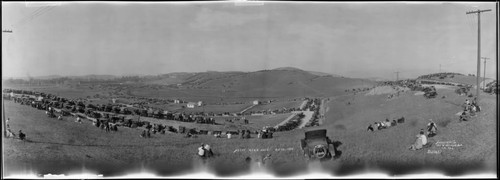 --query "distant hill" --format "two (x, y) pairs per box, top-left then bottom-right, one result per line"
(70, 74), (118, 80)
(366, 77), (390, 82)
(169, 67), (376, 98)
(273, 67), (342, 77)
